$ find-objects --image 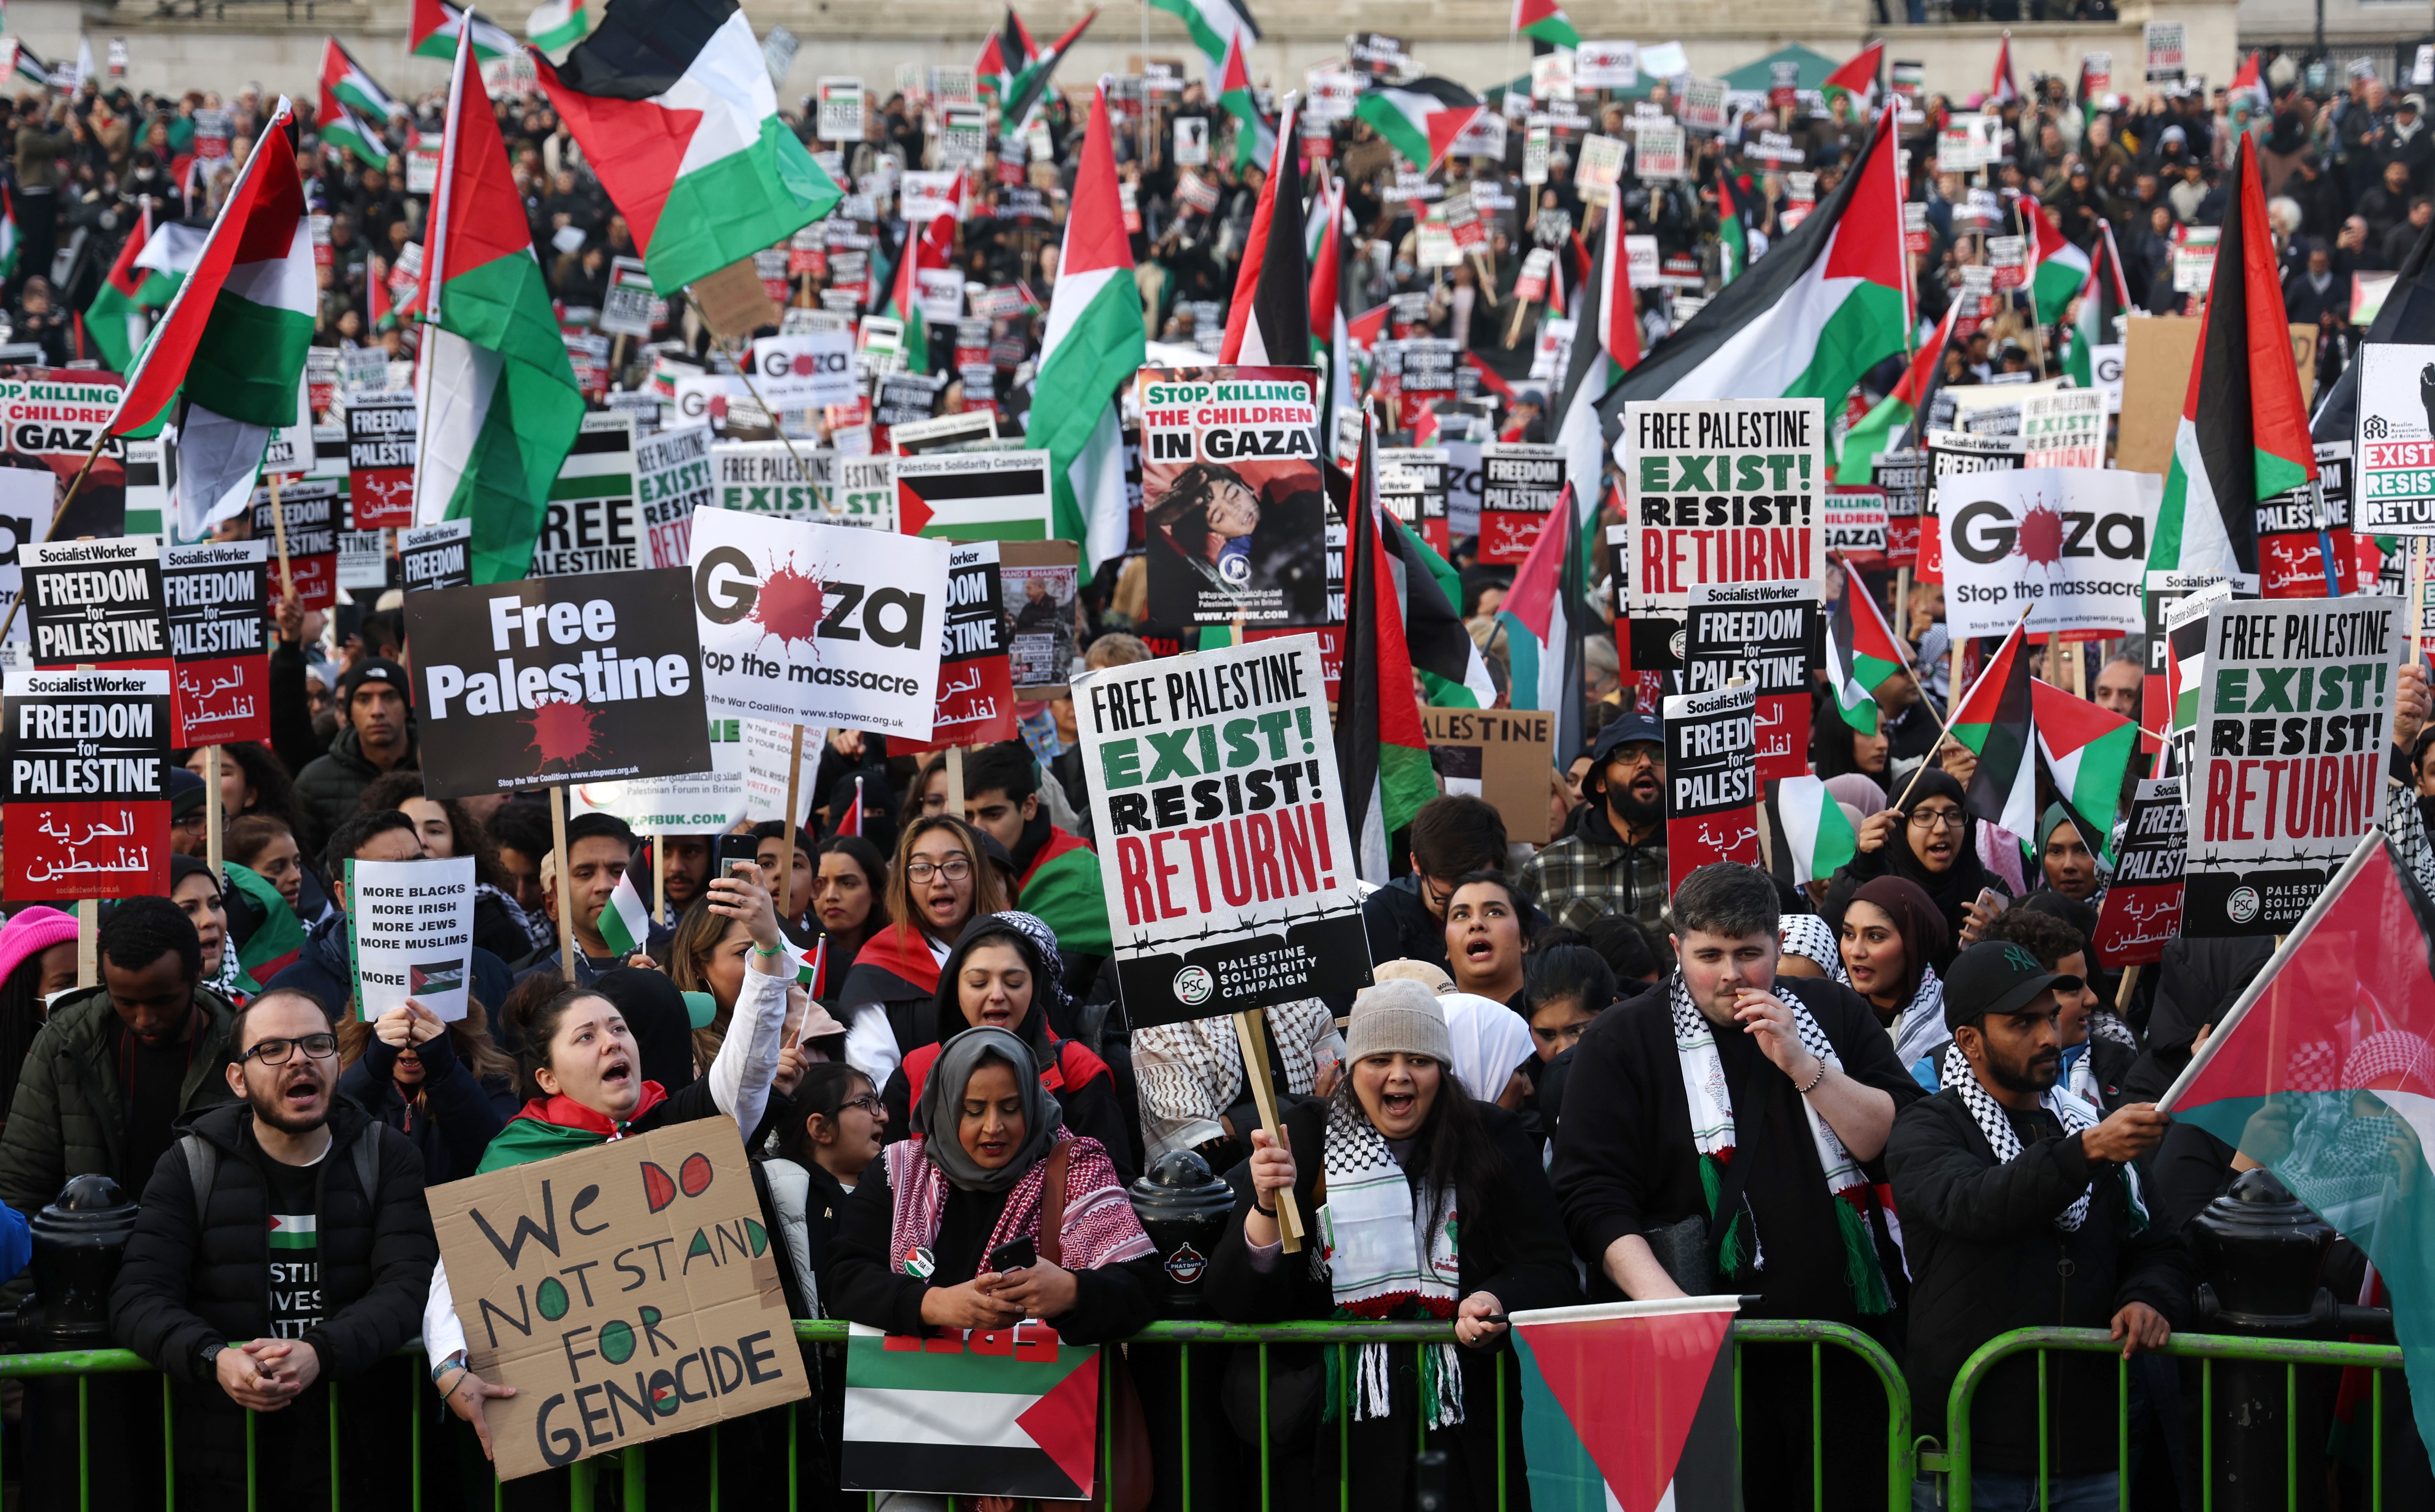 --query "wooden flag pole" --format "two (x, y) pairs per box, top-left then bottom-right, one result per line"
(1232, 1009), (1305, 1251)
(653, 837), (667, 925)
(269, 472), (294, 604)
(779, 723), (807, 926)
(204, 745), (223, 880)
(945, 743), (966, 815)
(2114, 962), (2142, 1013)
(76, 899), (96, 989)
(1892, 600), (2037, 813)
(550, 783), (577, 980)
